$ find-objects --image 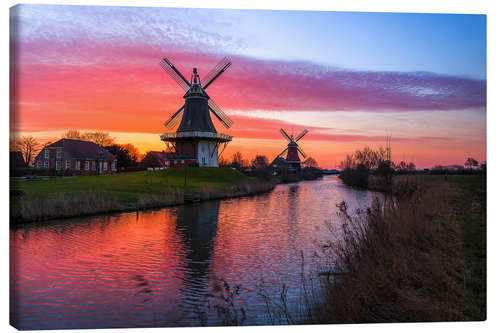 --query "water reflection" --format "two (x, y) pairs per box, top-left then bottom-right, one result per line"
(175, 201), (220, 322)
(10, 176), (379, 329)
